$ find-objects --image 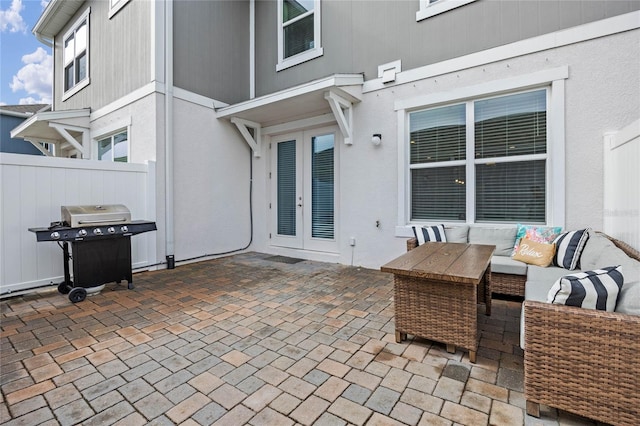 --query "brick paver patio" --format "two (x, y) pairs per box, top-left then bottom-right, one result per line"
(1, 252), (605, 425)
